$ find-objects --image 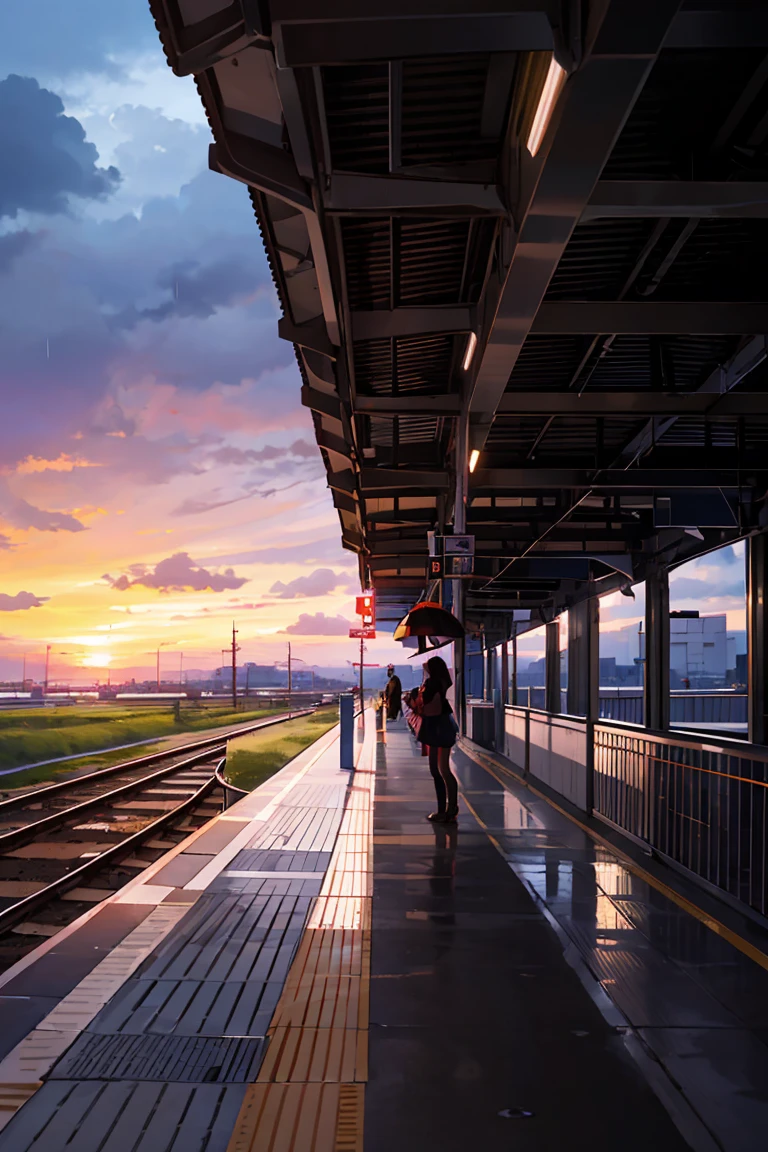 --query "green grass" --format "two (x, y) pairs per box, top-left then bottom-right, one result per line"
(224, 707), (338, 793)
(0, 703), (282, 777)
